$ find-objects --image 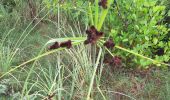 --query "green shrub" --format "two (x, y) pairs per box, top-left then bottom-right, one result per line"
(106, 0), (169, 67)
